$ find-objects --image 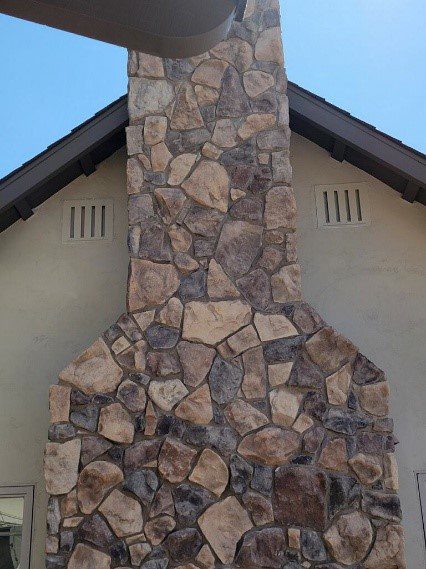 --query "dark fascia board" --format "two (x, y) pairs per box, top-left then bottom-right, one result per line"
(0, 0), (245, 58)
